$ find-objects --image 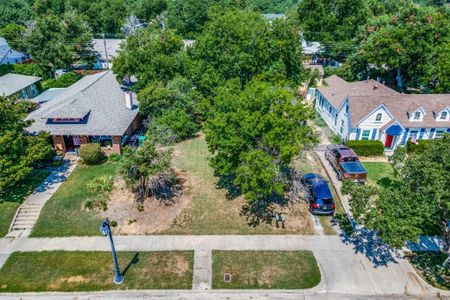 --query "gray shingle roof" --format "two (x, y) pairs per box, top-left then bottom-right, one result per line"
(0, 73), (41, 97)
(92, 39), (124, 61)
(26, 71), (139, 136)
